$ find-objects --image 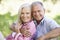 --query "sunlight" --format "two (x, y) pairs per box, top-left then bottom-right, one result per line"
(0, 0), (60, 17)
